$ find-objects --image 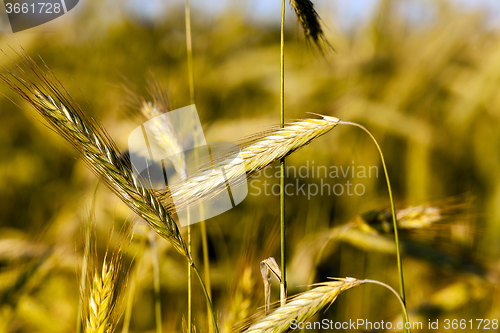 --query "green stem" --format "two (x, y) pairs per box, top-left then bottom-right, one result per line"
(340, 121), (409, 331)
(279, 0), (287, 307)
(362, 279), (411, 333)
(191, 261), (219, 333)
(200, 219), (213, 333)
(149, 231), (163, 333)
